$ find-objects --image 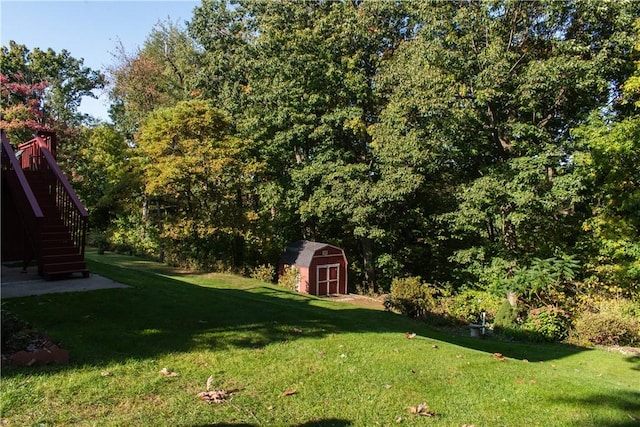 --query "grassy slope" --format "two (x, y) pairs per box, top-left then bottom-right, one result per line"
(1, 250), (638, 426)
